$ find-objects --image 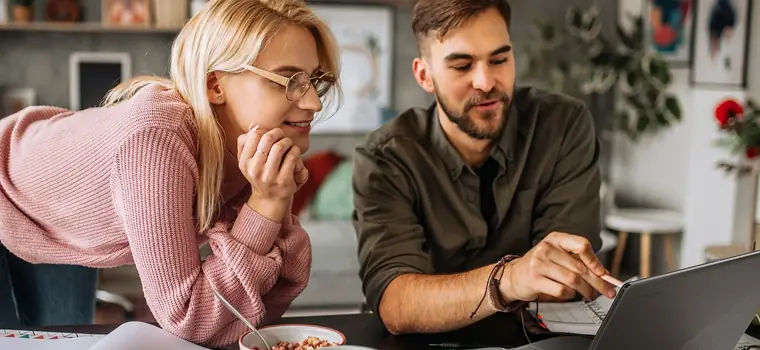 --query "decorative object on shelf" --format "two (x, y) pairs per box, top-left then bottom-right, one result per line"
(714, 97), (760, 175)
(102, 0), (150, 27)
(11, 0), (34, 22)
(45, 0), (80, 22)
(154, 0), (187, 28)
(520, 6), (683, 141)
(691, 0), (751, 87)
(69, 52), (132, 110)
(643, 0), (694, 66)
(0, 87), (36, 117)
(307, 4), (394, 134)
